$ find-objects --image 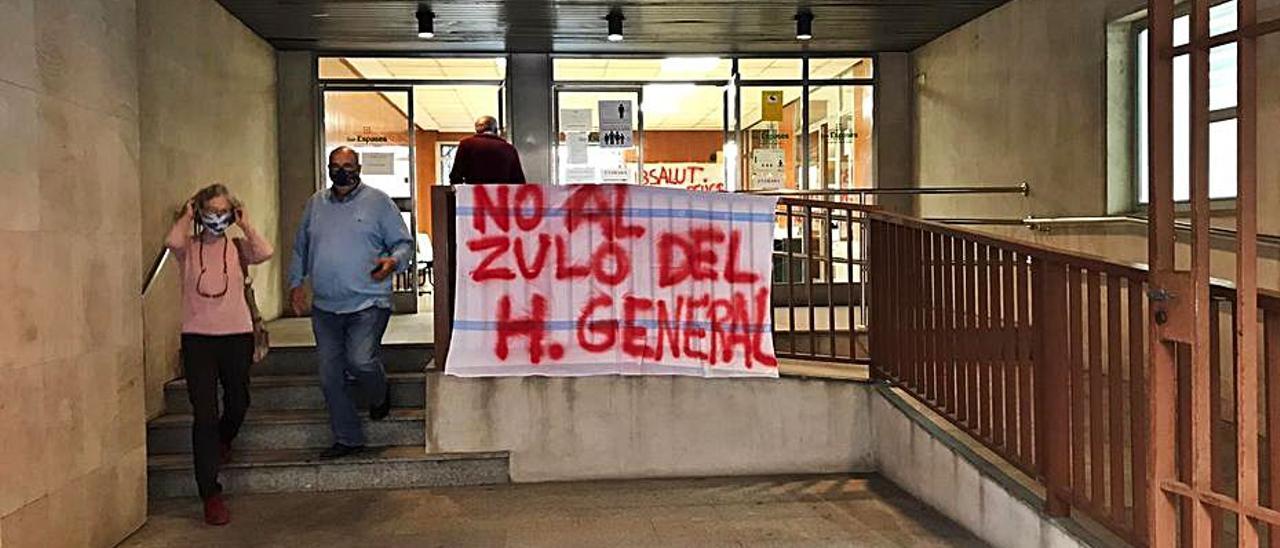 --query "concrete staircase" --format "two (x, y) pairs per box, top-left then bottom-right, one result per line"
(146, 344), (509, 499)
